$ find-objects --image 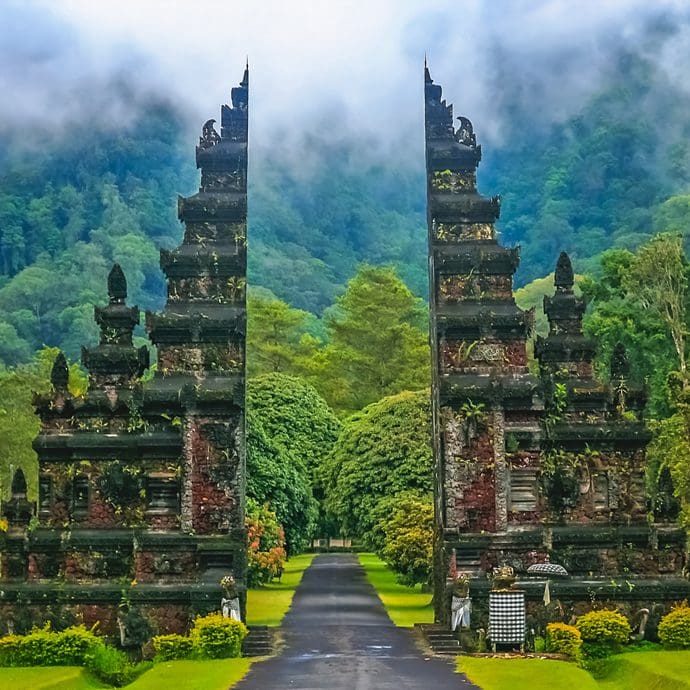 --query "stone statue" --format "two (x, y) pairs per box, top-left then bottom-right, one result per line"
(221, 596), (241, 621)
(449, 573), (472, 631)
(199, 119), (221, 149)
(220, 573), (241, 621)
(455, 116), (477, 147)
